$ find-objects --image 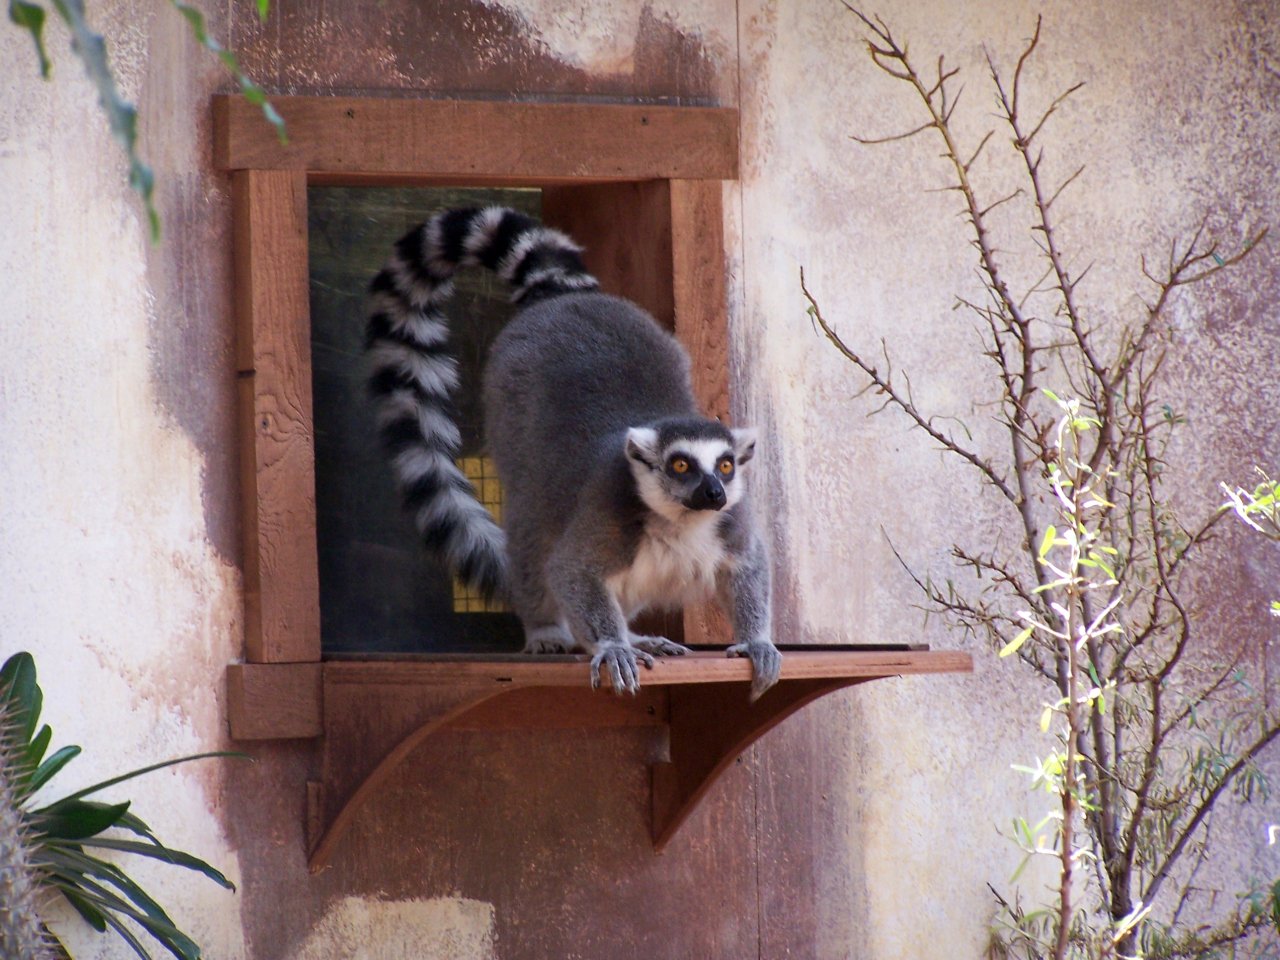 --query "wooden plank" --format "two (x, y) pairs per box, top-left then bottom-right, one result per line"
(233, 169), (321, 662)
(321, 649), (973, 688)
(214, 96), (739, 182)
(226, 662), (322, 739)
(443, 686), (667, 731)
(542, 181), (675, 329)
(670, 179), (730, 421)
